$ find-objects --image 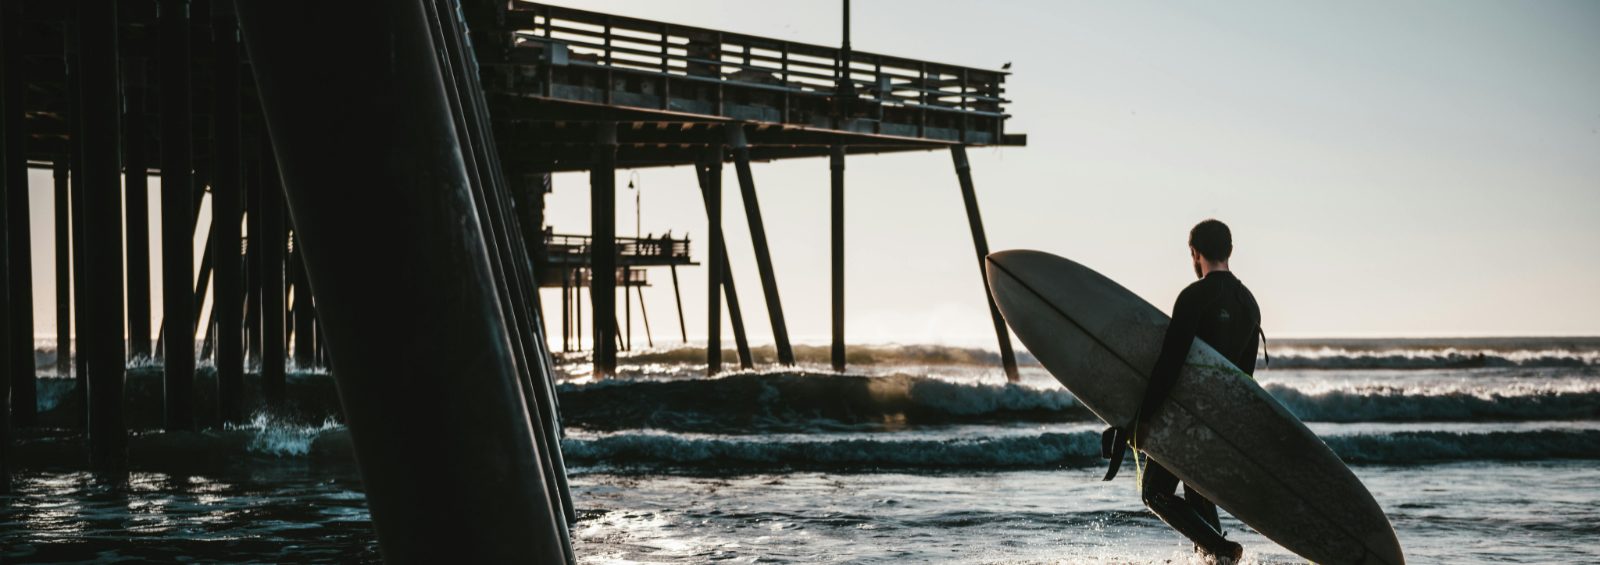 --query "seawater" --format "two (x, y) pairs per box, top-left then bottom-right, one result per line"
(4, 338), (1599, 563)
